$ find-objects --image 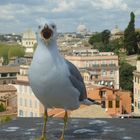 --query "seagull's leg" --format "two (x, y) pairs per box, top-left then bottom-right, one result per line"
(59, 110), (68, 140)
(40, 109), (48, 140)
